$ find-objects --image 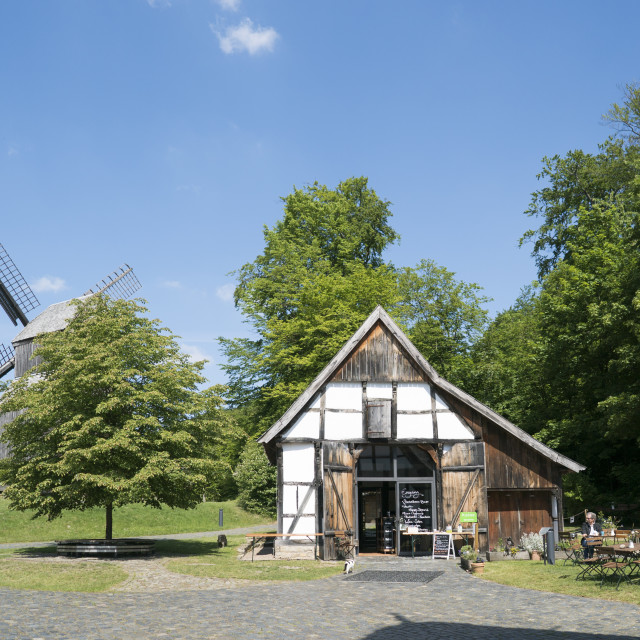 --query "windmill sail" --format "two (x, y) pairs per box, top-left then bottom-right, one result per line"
(0, 343), (15, 378)
(0, 243), (40, 327)
(83, 264), (141, 300)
